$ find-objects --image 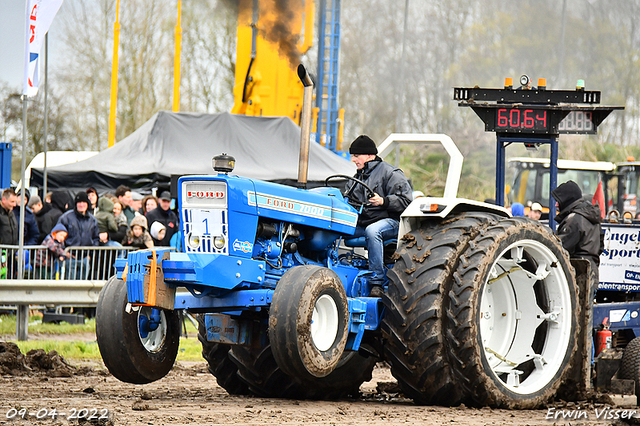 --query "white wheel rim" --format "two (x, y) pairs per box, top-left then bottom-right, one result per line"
(479, 239), (572, 394)
(311, 294), (339, 352)
(137, 307), (168, 352)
